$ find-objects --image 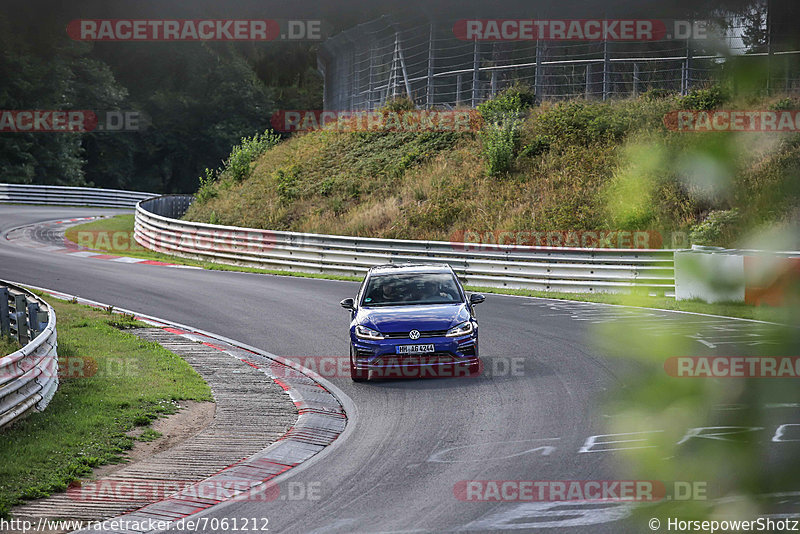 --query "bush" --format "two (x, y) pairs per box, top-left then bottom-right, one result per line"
(534, 101), (634, 145)
(480, 118), (522, 176)
(224, 130), (281, 182)
(477, 85), (534, 176)
(769, 97), (800, 111)
(680, 86), (728, 111)
(195, 168), (217, 203)
(689, 209), (741, 246)
(381, 97), (416, 112)
(517, 135), (552, 159)
(477, 84), (534, 123)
